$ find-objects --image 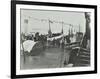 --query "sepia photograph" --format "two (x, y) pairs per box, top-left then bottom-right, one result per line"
(20, 9), (91, 69)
